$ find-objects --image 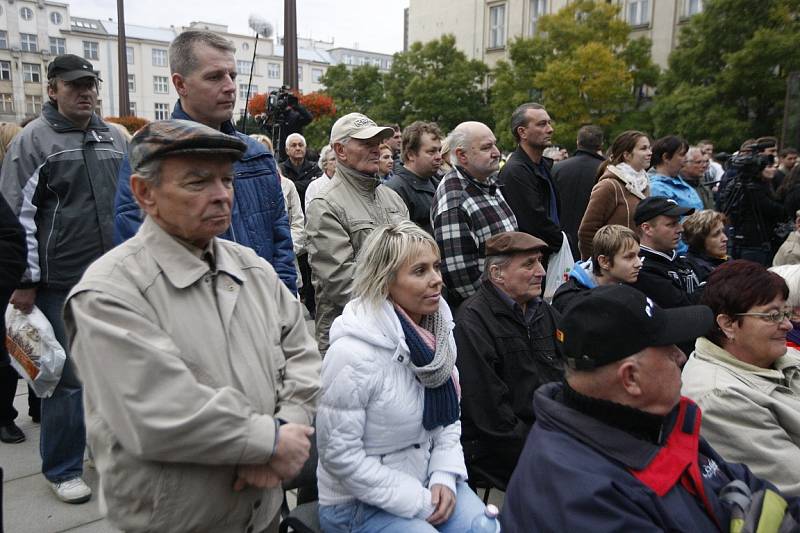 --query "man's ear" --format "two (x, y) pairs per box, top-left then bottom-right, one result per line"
(618, 359), (642, 397)
(597, 254), (612, 272)
(172, 73), (187, 97)
(130, 175), (157, 216)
